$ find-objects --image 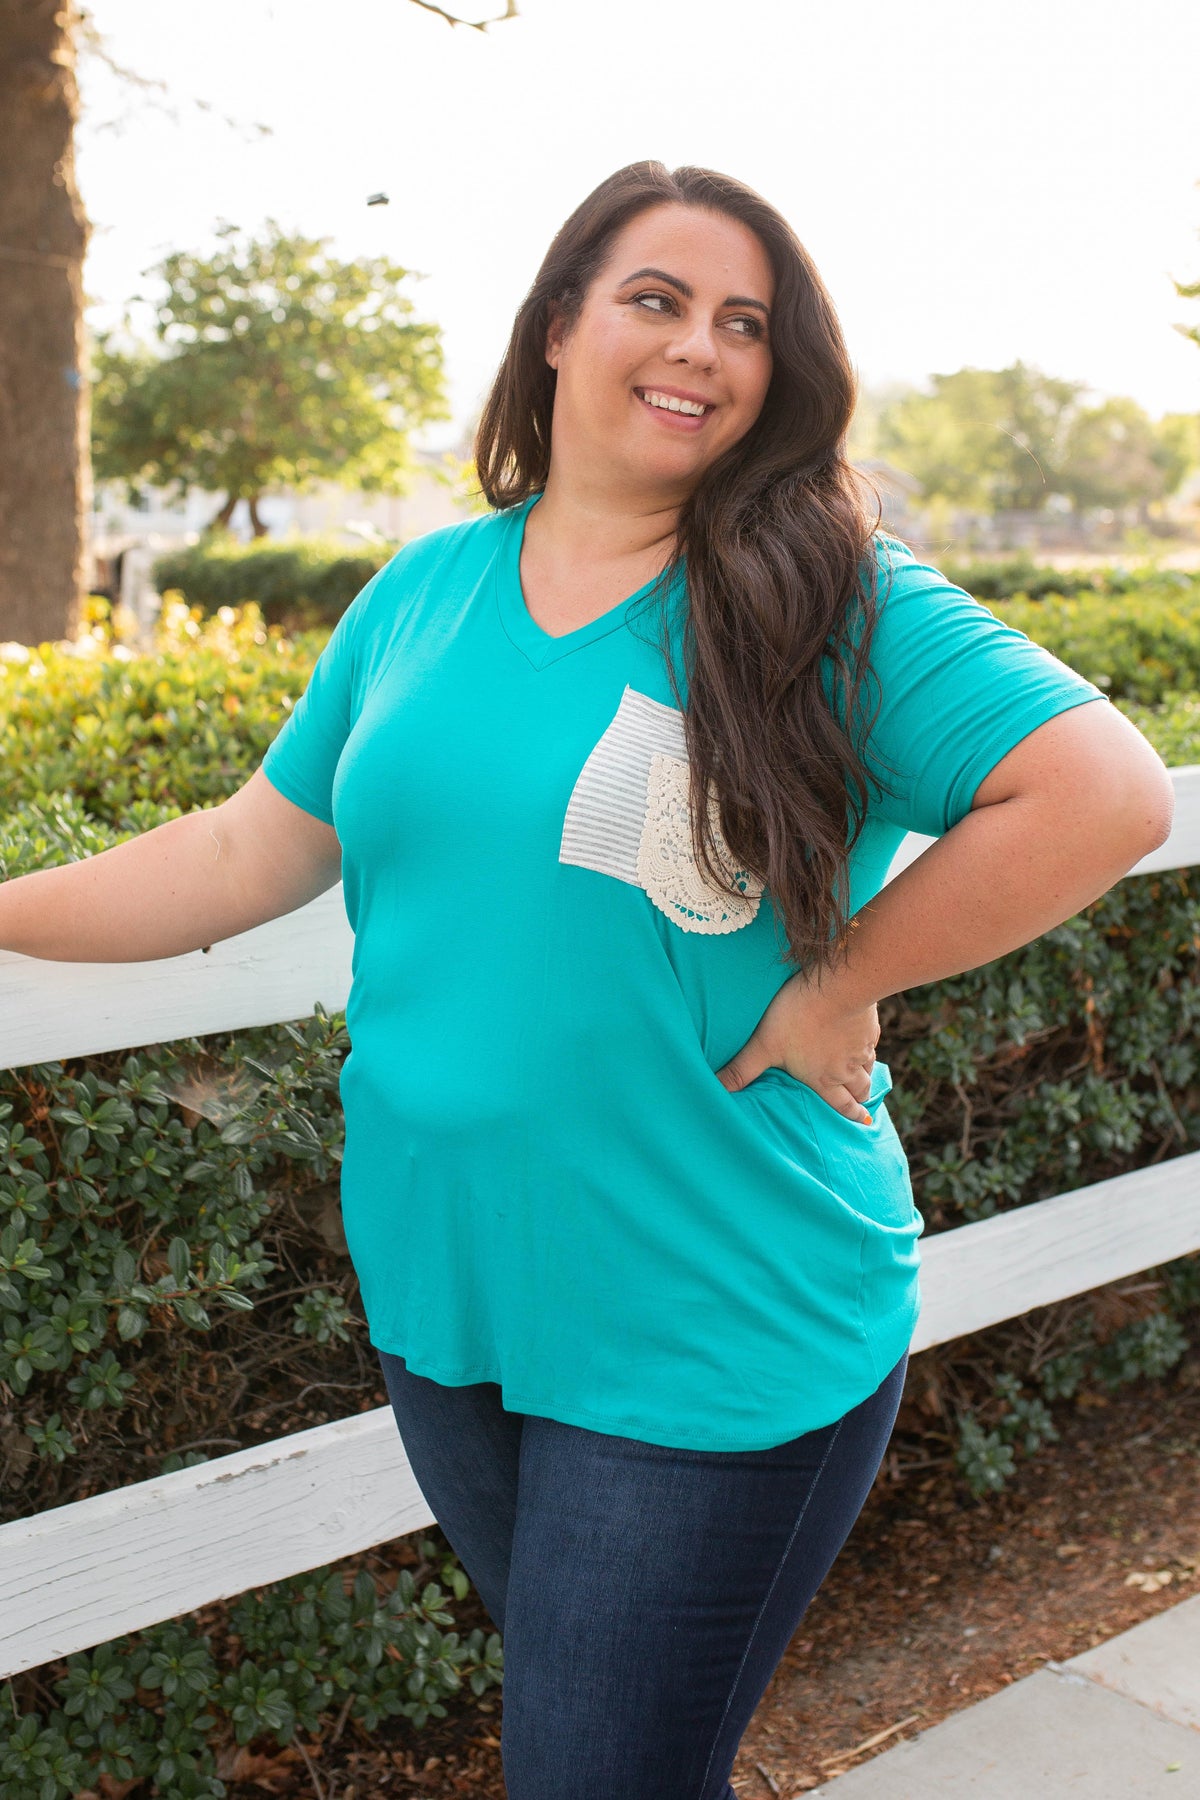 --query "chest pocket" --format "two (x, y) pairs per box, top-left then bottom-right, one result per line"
(558, 685), (765, 935)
